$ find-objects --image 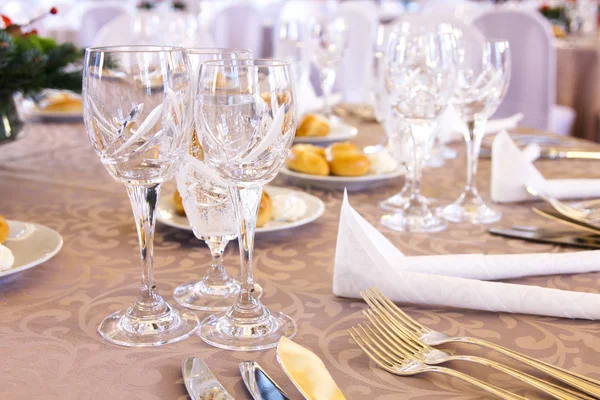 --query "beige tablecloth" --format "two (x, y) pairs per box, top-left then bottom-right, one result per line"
(557, 38), (600, 141)
(1, 119), (600, 400)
